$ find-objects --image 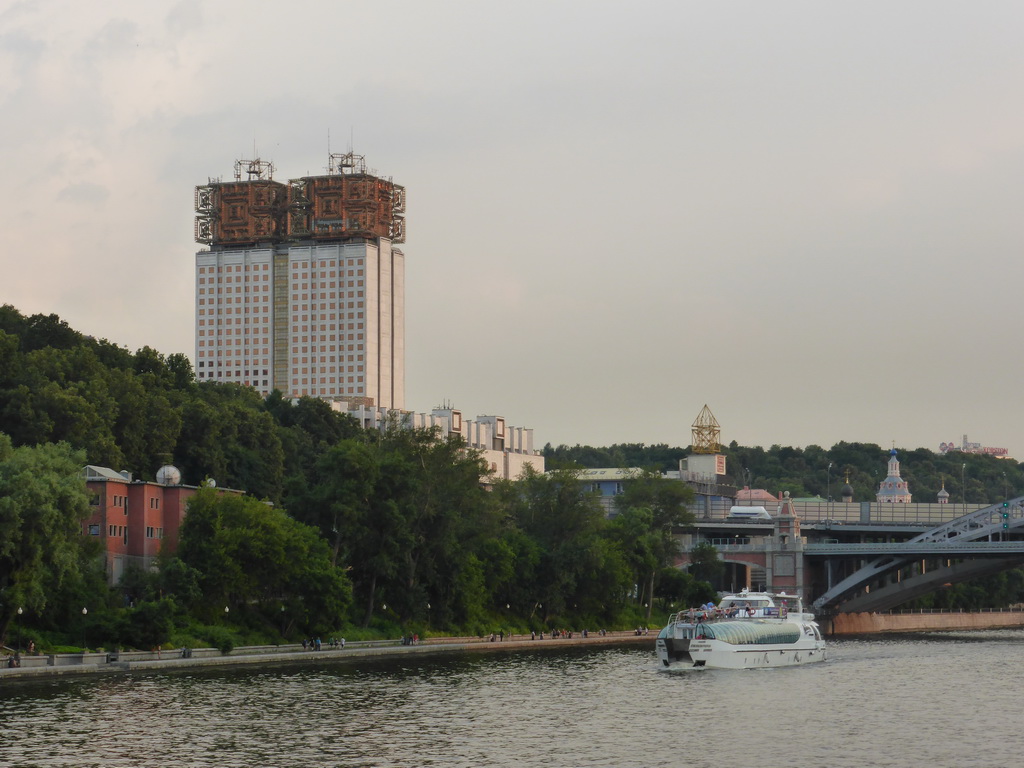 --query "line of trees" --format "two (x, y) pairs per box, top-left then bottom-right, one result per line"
(6, 304), (1024, 648)
(0, 430), (711, 652)
(545, 441), (1024, 611)
(0, 306), (715, 652)
(545, 439), (1024, 505)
